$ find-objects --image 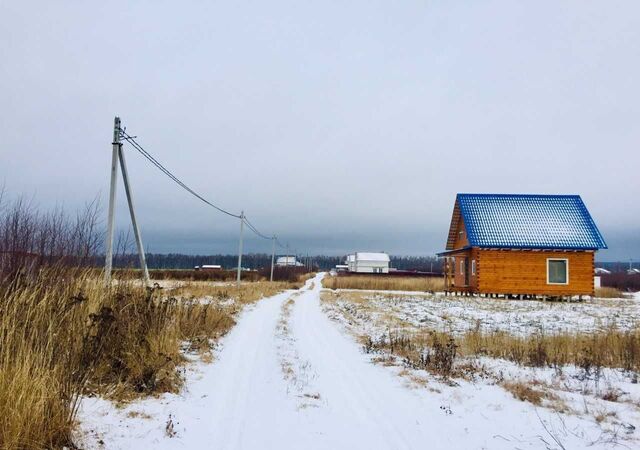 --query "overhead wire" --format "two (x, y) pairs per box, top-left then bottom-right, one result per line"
(120, 129), (241, 219)
(119, 127), (286, 246)
(243, 215), (273, 240)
